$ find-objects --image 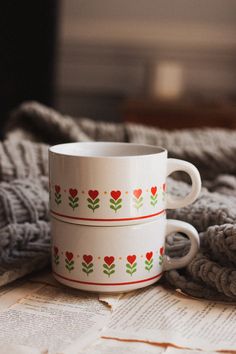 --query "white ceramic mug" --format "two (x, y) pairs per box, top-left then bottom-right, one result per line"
(49, 142), (201, 226)
(51, 216), (200, 293)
